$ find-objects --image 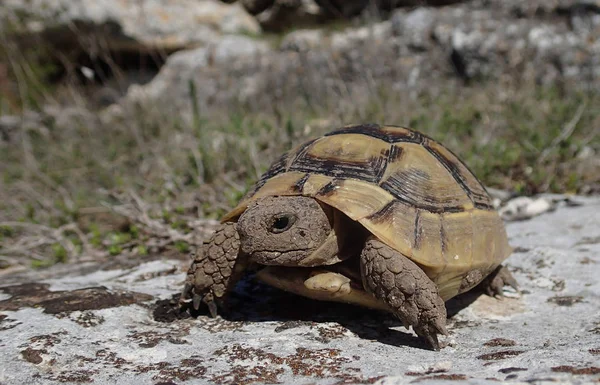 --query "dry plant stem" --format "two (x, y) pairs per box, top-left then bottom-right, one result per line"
(188, 141), (204, 186)
(0, 189), (219, 265)
(106, 190), (218, 249)
(538, 102), (586, 164)
(3, 44), (30, 111)
(0, 255), (21, 265)
(20, 127), (75, 211)
(325, 55), (355, 117)
(221, 173), (246, 194)
(6, 184), (54, 218)
(243, 138), (263, 181)
(0, 221), (106, 261)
